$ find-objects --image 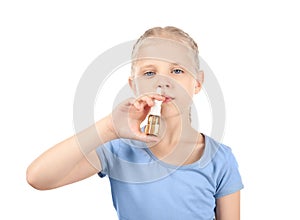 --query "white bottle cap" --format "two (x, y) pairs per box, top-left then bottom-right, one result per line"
(149, 87), (162, 116)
